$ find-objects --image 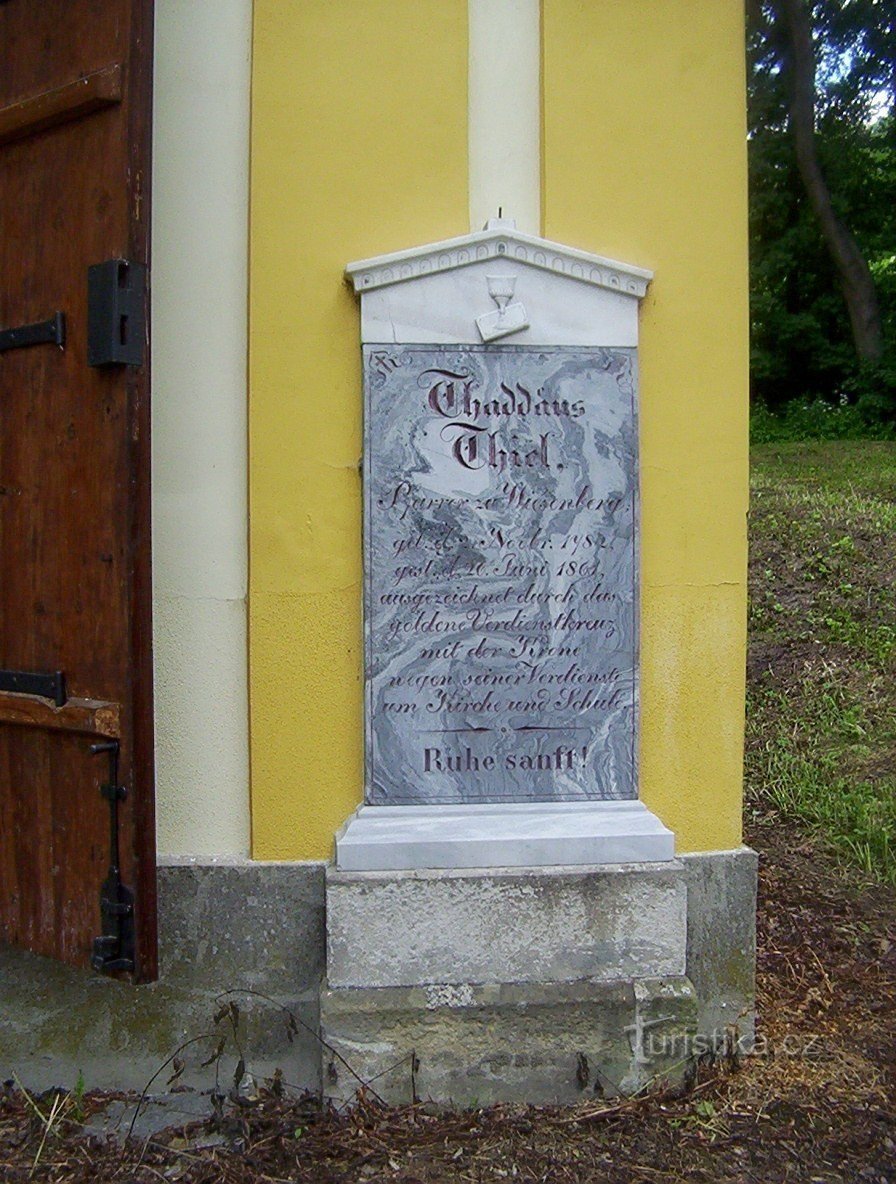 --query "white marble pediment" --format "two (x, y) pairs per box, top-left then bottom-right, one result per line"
(346, 220), (652, 347)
